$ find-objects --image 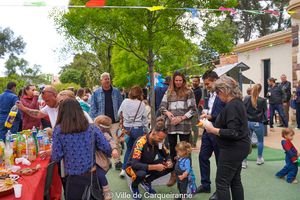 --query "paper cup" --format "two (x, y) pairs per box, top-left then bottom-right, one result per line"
(13, 184), (22, 198)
